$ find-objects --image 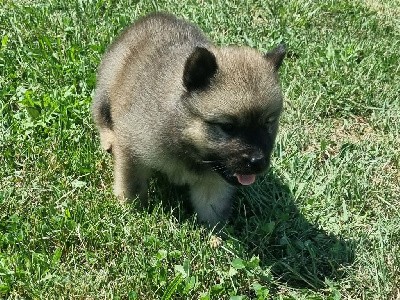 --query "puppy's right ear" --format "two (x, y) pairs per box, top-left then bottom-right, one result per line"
(183, 47), (218, 92)
(265, 43), (286, 71)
